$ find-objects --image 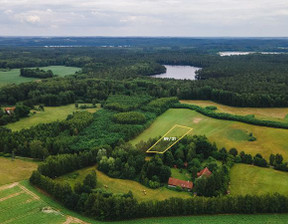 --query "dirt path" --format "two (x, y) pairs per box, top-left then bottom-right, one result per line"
(63, 216), (89, 224)
(0, 191), (24, 202)
(0, 182), (19, 191)
(19, 184), (40, 200)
